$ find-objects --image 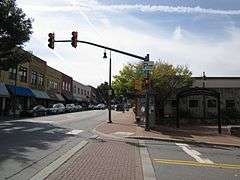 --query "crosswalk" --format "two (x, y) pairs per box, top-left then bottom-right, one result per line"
(0, 124), (84, 136)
